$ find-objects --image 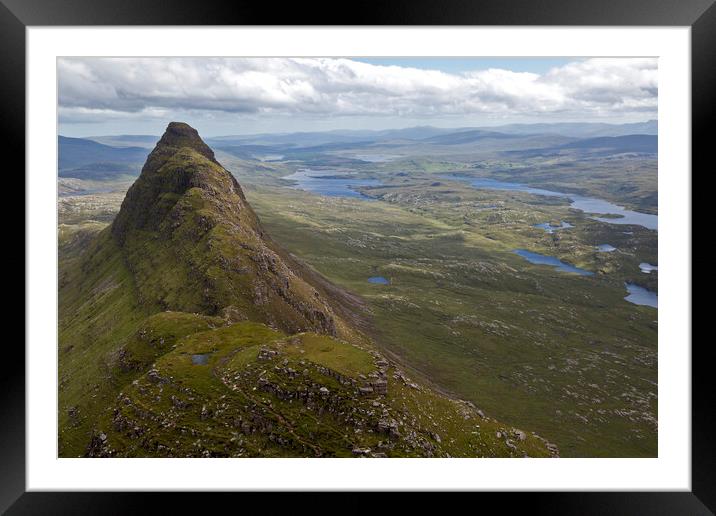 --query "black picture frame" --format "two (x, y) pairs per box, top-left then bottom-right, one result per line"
(4, 0), (709, 512)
